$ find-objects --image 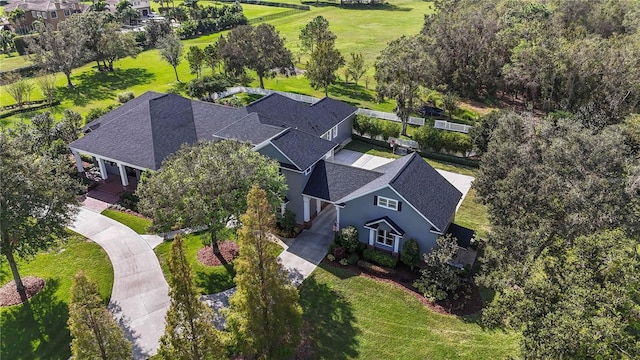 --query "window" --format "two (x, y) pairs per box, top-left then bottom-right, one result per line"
(376, 229), (394, 247)
(32, 11), (37, 17)
(303, 167), (311, 175)
(375, 196), (399, 211)
(42, 12), (47, 19)
(64, 9), (71, 16)
(50, 11), (57, 18)
(332, 125), (338, 139)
